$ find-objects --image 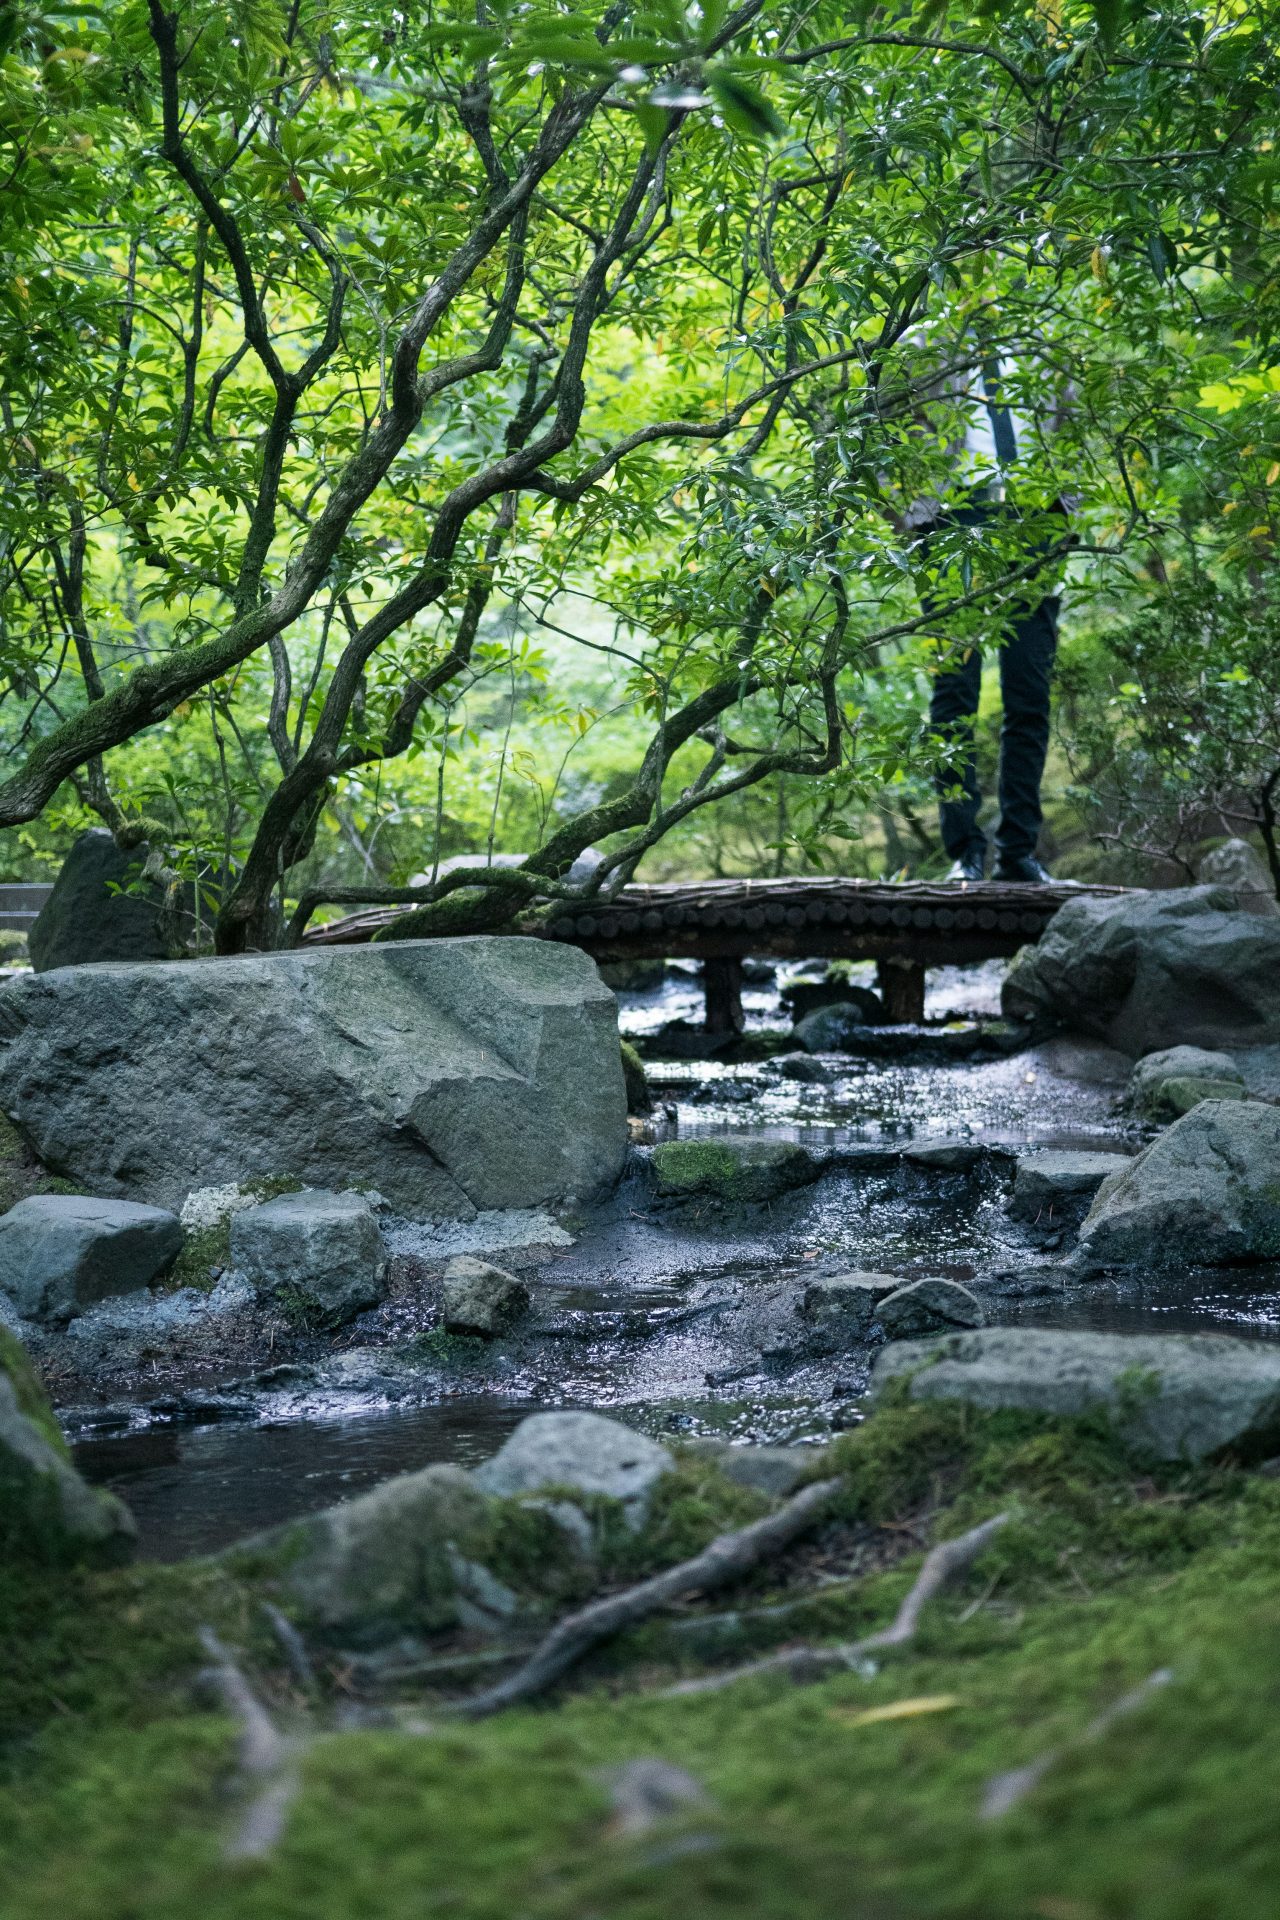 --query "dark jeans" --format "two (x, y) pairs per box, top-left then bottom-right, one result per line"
(924, 506), (1060, 864)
